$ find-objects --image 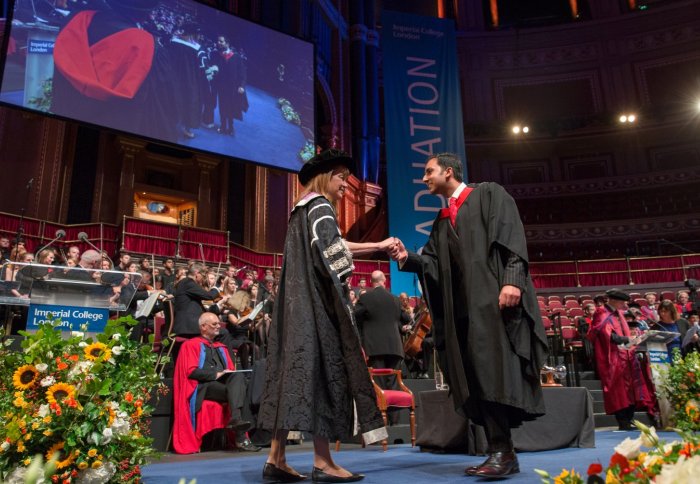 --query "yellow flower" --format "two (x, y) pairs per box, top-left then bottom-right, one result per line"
(84, 342), (111, 362)
(24, 433), (32, 440)
(23, 458), (31, 466)
(92, 460), (103, 469)
(43, 416), (52, 424)
(45, 442), (75, 470)
(106, 405), (116, 427)
(46, 382), (76, 406)
(31, 422), (39, 430)
(87, 448), (98, 457)
(12, 365), (39, 390)
(78, 461), (88, 470)
(17, 441), (26, 452)
(43, 430), (53, 437)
